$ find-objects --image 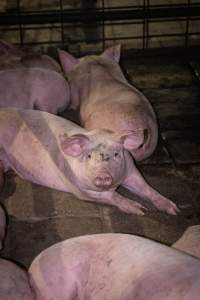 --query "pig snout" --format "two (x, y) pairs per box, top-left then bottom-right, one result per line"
(94, 171), (113, 188)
